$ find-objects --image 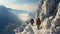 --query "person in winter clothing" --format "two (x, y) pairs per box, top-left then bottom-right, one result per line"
(36, 17), (41, 29)
(30, 19), (34, 26)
